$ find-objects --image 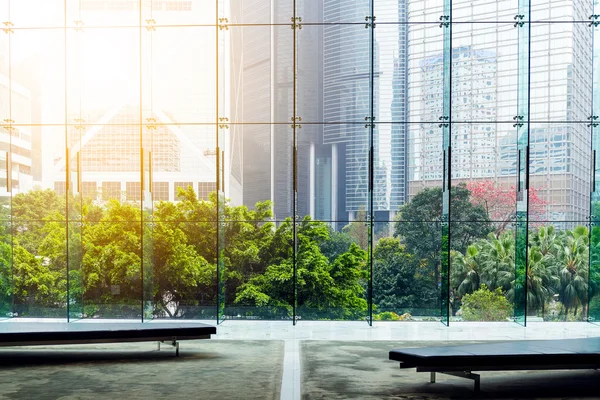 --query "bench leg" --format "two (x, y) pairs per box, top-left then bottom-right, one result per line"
(430, 372), (436, 383)
(441, 371), (481, 392)
(157, 340), (179, 356)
